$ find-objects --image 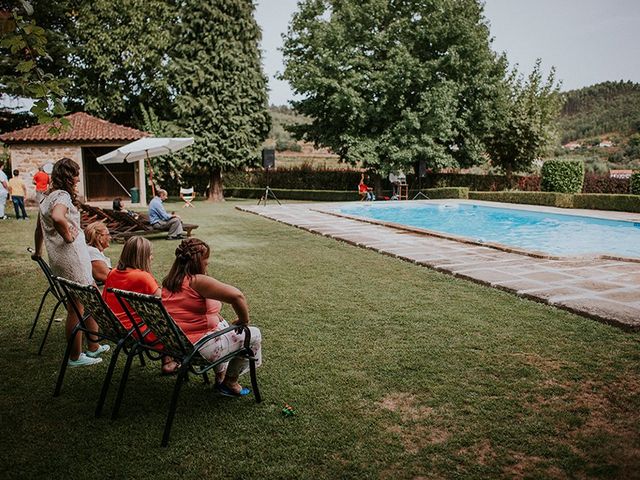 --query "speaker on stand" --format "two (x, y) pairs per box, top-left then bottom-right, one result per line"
(412, 160), (429, 200)
(258, 148), (281, 206)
